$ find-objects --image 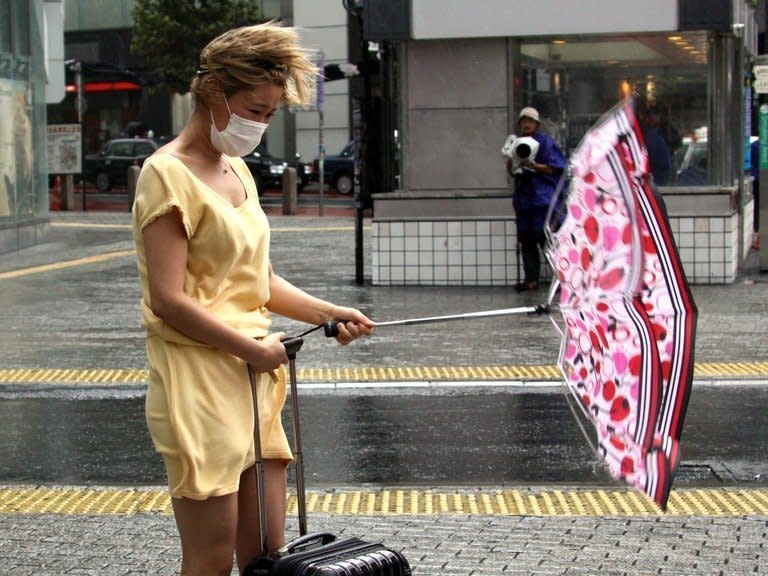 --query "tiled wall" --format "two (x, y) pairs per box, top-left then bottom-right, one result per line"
(373, 219), (517, 286)
(371, 218), (546, 286)
(667, 214), (738, 284)
(372, 210), (749, 286)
